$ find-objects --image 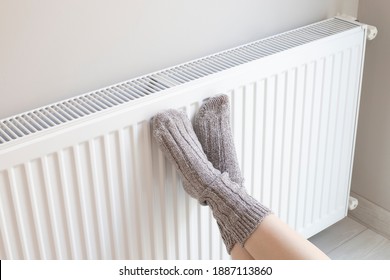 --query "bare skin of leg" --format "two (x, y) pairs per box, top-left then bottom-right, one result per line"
(230, 245), (254, 260)
(231, 214), (330, 260)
